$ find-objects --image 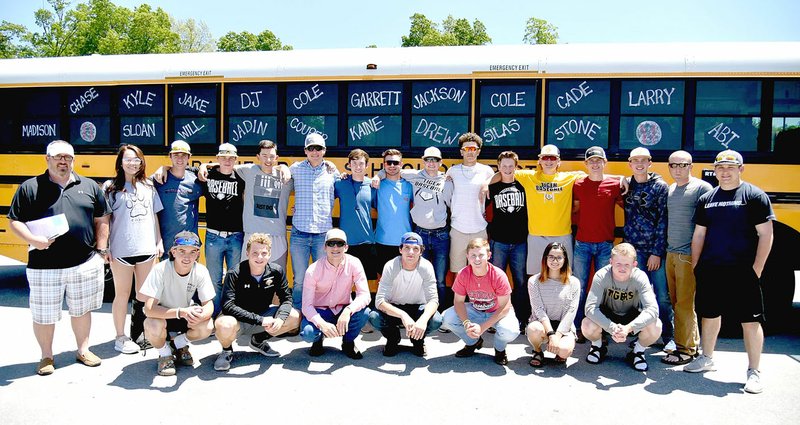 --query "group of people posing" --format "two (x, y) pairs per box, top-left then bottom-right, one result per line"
(9, 132), (773, 394)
